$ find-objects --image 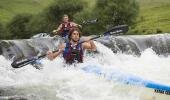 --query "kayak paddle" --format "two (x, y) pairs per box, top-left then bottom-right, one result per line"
(11, 25), (128, 68)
